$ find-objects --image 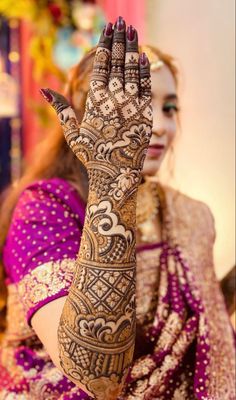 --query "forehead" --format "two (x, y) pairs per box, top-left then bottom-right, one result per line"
(151, 65), (176, 96)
